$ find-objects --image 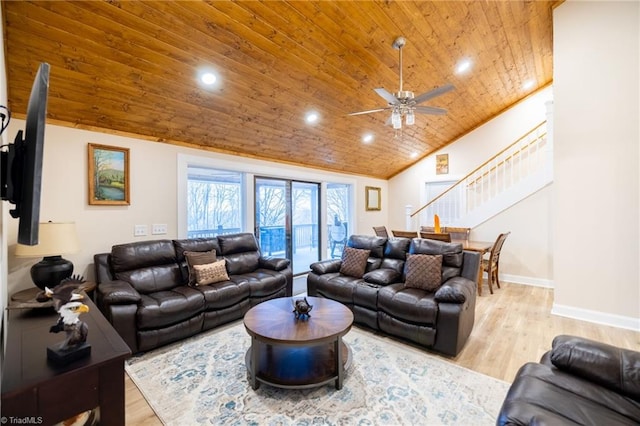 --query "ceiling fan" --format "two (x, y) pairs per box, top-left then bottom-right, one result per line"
(349, 36), (454, 129)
